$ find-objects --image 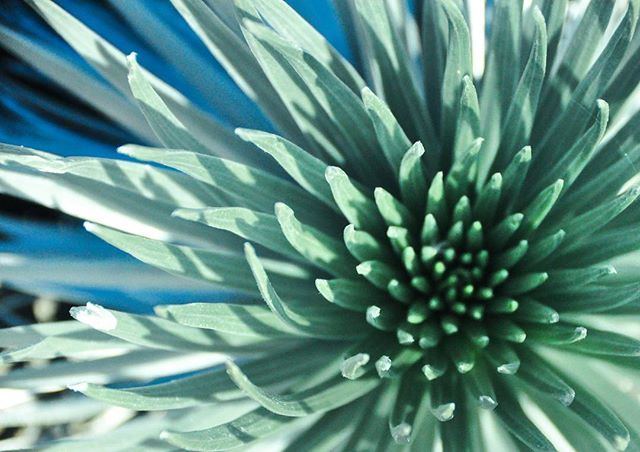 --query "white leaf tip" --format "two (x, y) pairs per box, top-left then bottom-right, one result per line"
(126, 51), (138, 65)
(67, 382), (88, 392)
(431, 403), (455, 421)
(366, 305), (381, 321)
(614, 435), (630, 451)
(83, 221), (98, 233)
(69, 302), (117, 331)
(391, 422), (412, 444)
(560, 389), (576, 407)
(479, 395), (498, 410)
(574, 327), (588, 342)
(497, 362), (520, 375)
(324, 165), (345, 181)
(375, 355), (392, 378)
(341, 353), (369, 380)
(421, 365), (441, 380)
